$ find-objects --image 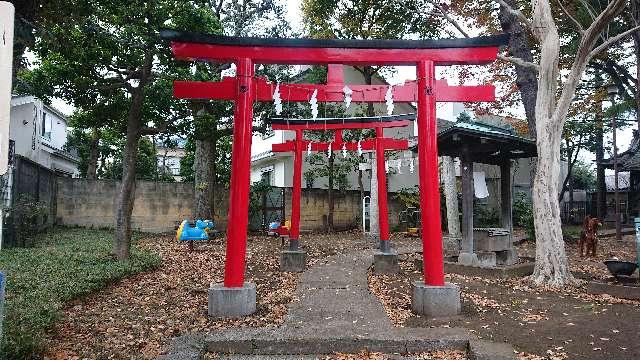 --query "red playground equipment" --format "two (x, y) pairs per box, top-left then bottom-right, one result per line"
(161, 29), (506, 317)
